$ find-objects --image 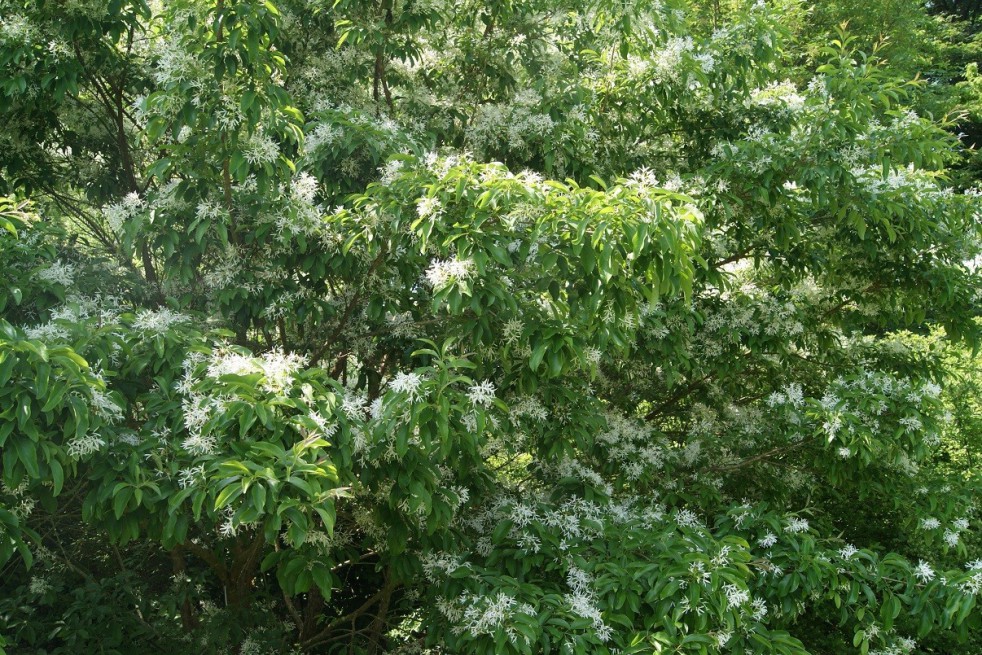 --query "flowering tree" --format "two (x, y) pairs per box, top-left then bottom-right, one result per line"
(0, 0), (980, 653)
